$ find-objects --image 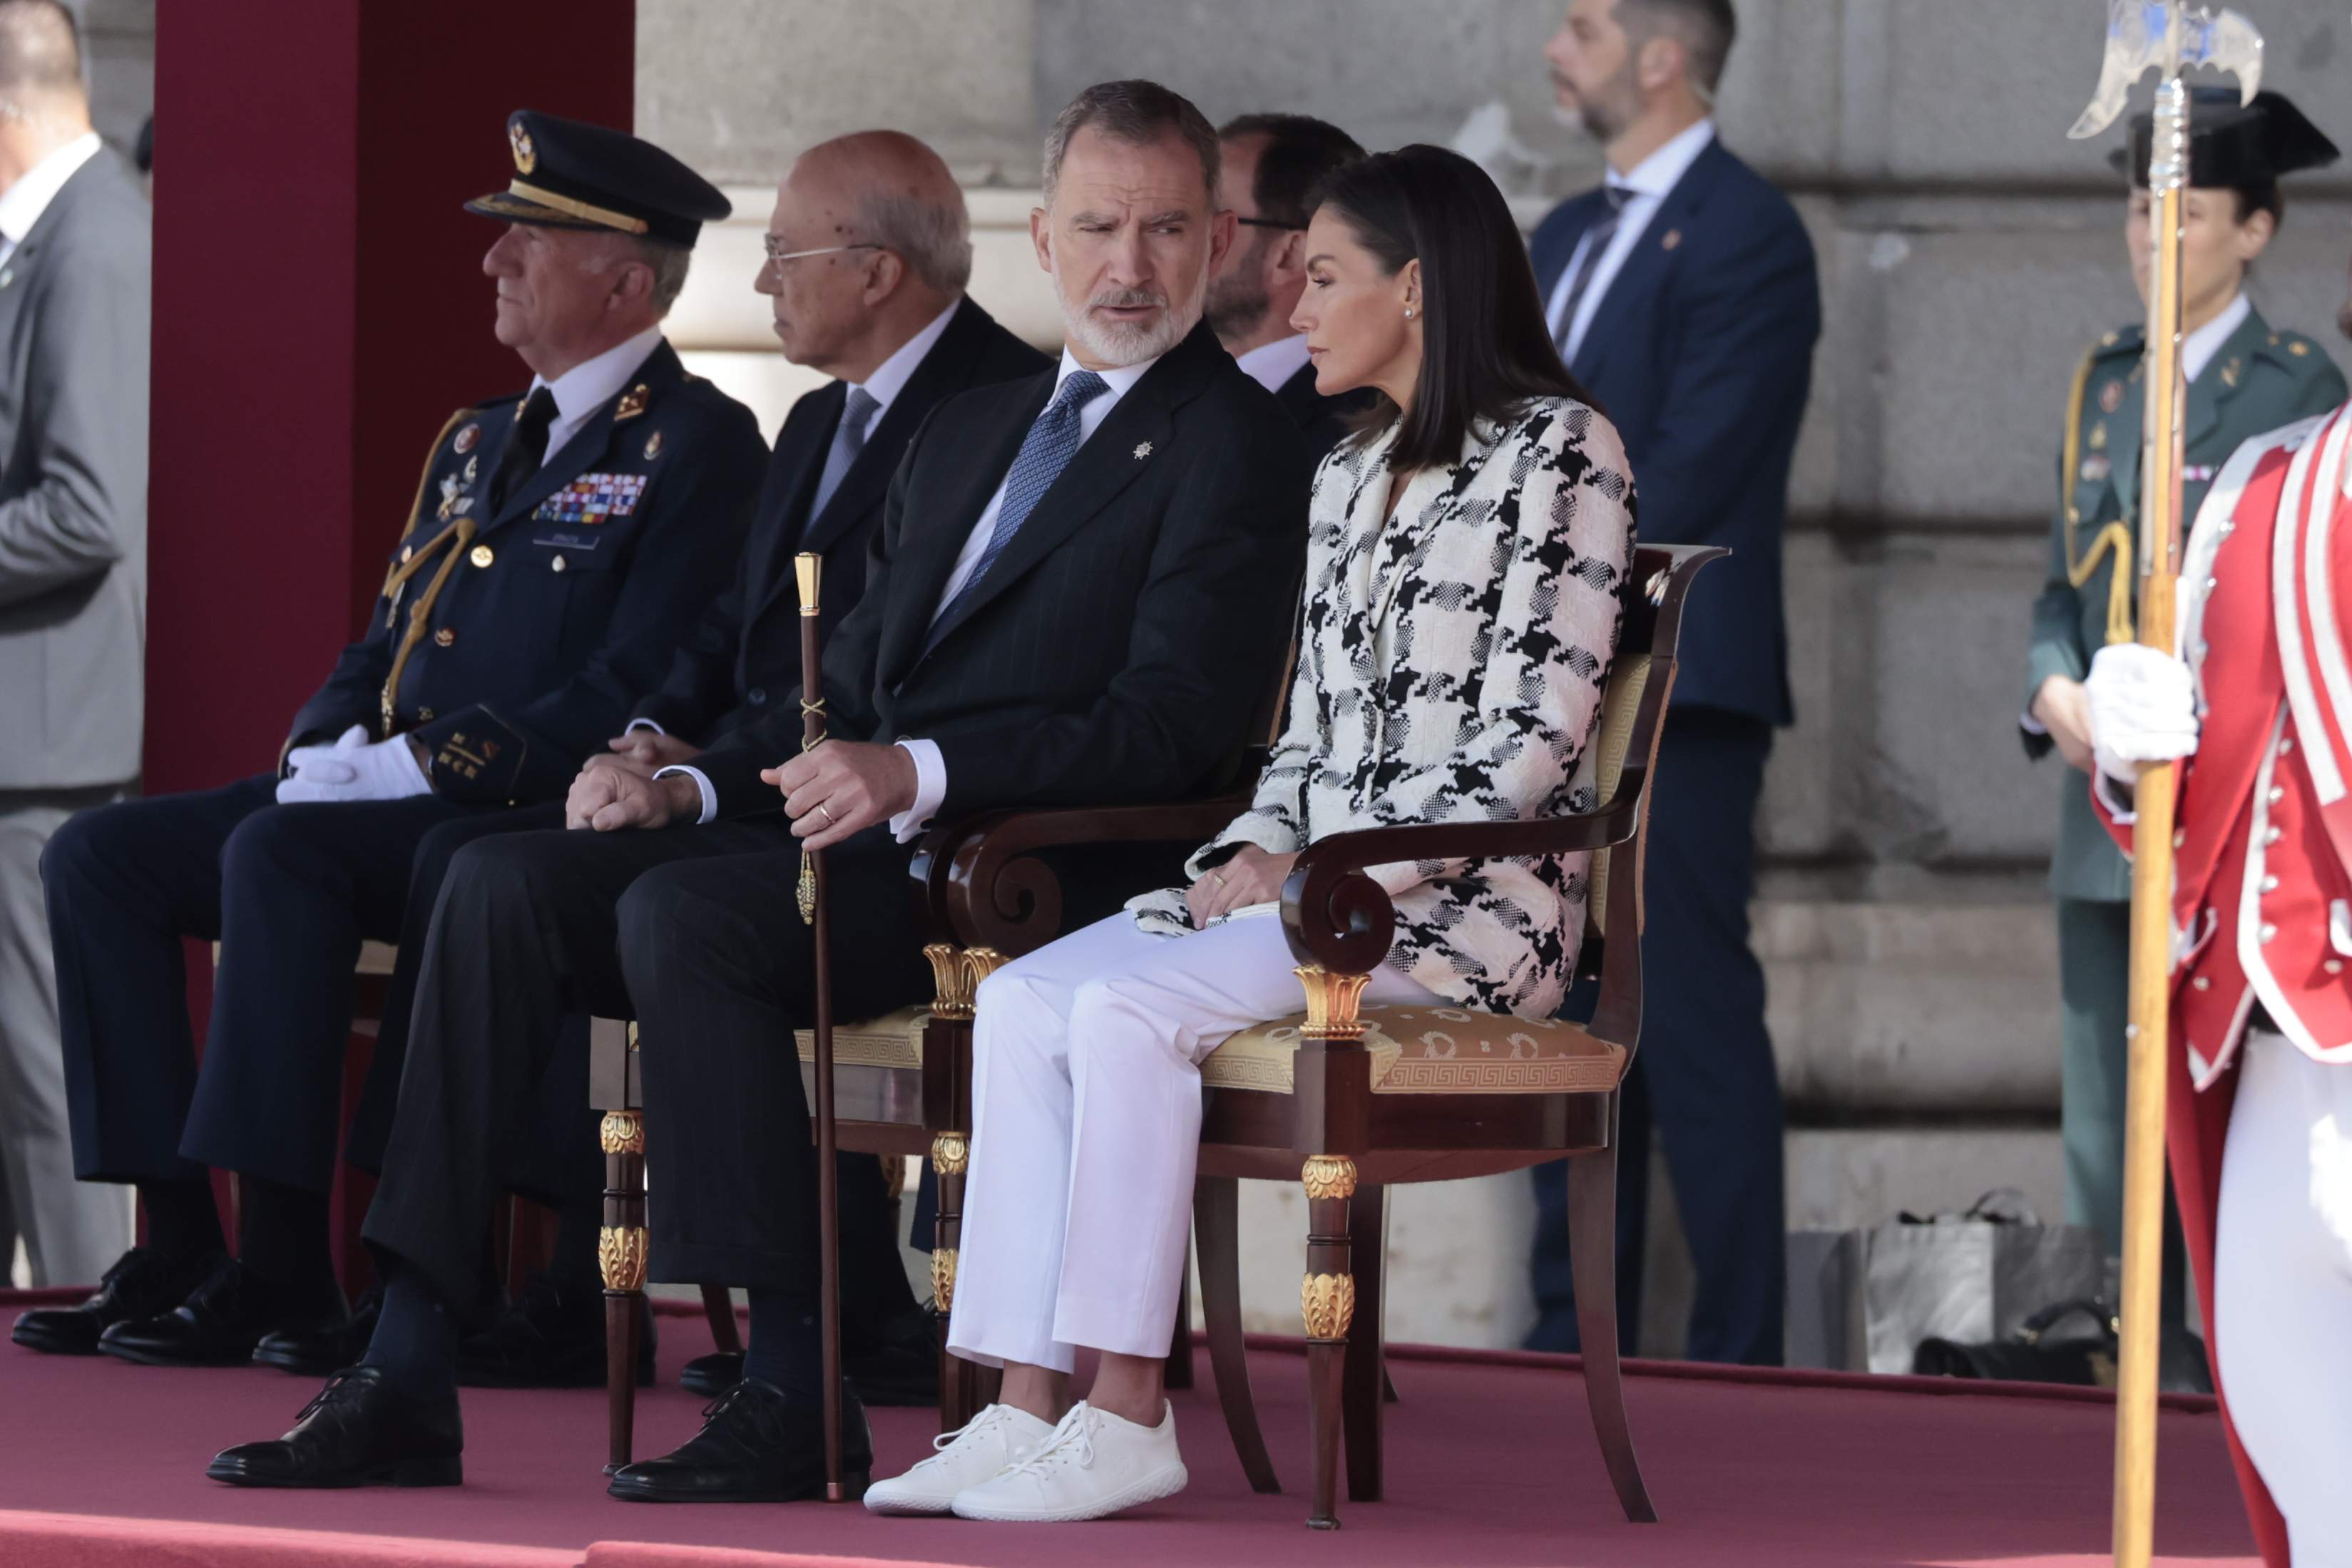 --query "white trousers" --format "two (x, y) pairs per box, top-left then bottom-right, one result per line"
(945, 911), (1438, 1373)
(2215, 1029), (2352, 1567)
